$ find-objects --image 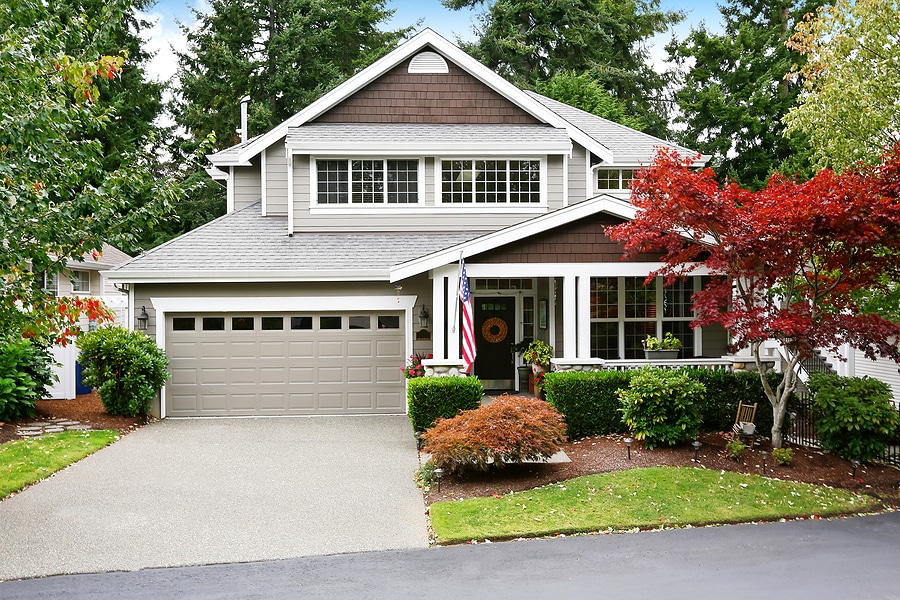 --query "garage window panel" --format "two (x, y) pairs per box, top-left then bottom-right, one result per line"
(377, 315), (400, 329)
(349, 316), (370, 330)
(291, 316), (313, 330)
(320, 316), (341, 330)
(172, 317), (195, 331)
(202, 317), (225, 331)
(261, 316), (284, 330)
(232, 316), (255, 331)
